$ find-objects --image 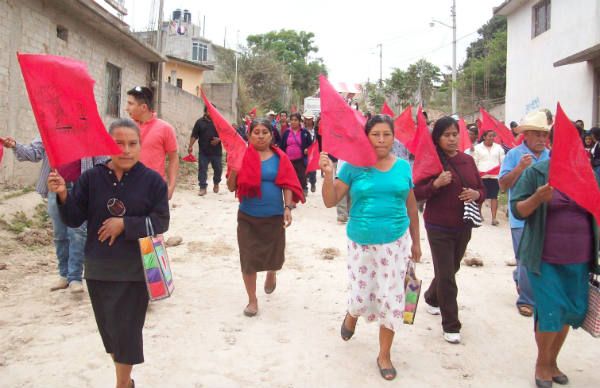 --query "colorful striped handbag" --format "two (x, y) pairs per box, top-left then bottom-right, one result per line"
(139, 217), (174, 301)
(582, 274), (600, 337)
(403, 260), (422, 325)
